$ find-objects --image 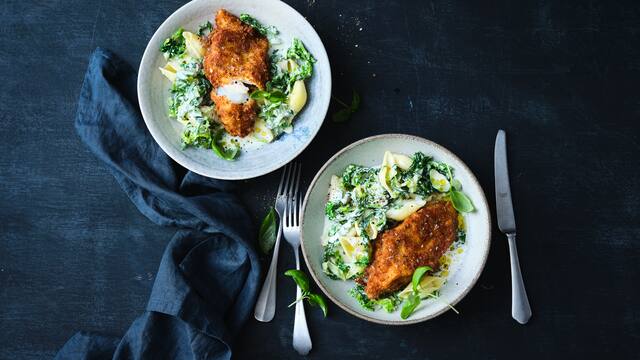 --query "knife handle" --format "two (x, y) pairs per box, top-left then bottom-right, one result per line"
(506, 233), (532, 324)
